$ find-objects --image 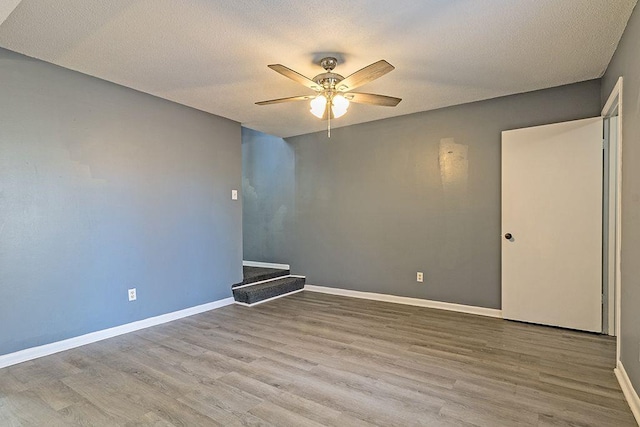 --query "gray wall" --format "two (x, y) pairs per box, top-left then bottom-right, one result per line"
(0, 48), (242, 356)
(602, 3), (640, 396)
(244, 80), (602, 309)
(242, 128), (294, 264)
